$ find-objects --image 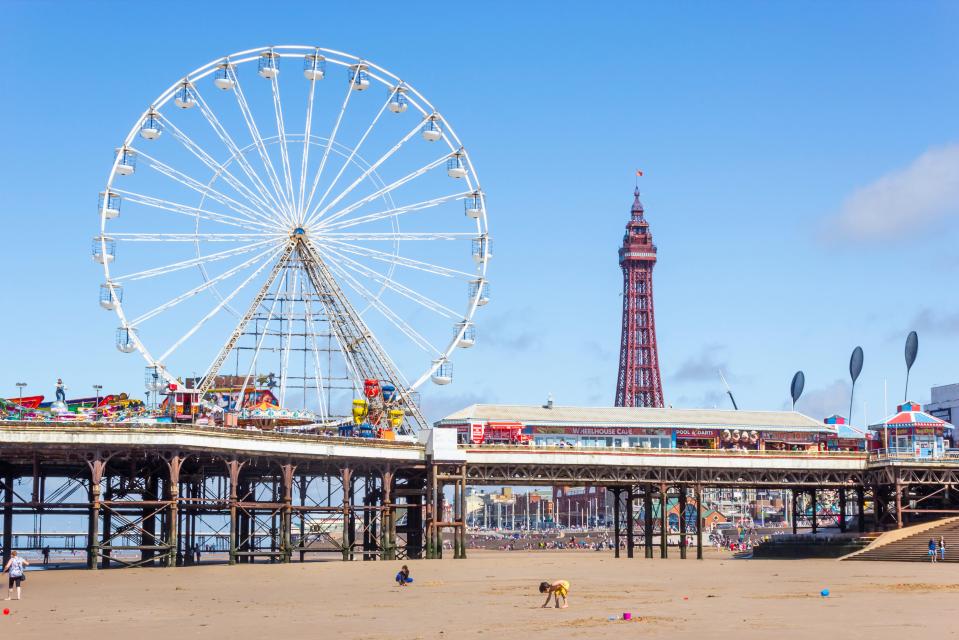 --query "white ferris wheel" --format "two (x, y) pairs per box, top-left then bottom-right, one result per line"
(94, 45), (490, 429)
